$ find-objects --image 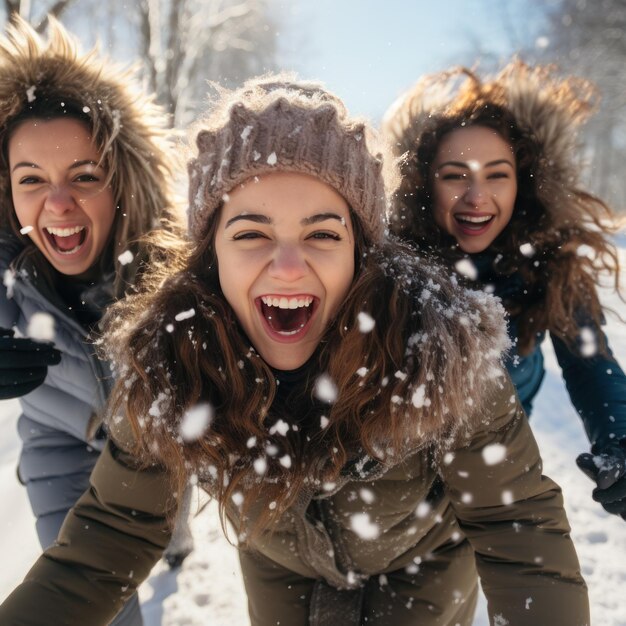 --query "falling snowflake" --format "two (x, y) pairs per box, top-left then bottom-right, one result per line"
(350, 513), (380, 540)
(501, 490), (514, 505)
(27, 312), (55, 342)
(415, 501), (431, 518)
(253, 457), (267, 475)
(411, 384), (430, 408)
(359, 488), (375, 504)
(454, 258), (478, 280)
(314, 374), (338, 403)
(175, 309), (196, 322)
(482, 443), (507, 465)
(117, 250), (134, 265)
(269, 419), (289, 436)
(357, 311), (375, 333)
(579, 326), (597, 357)
(3, 269), (16, 299)
(519, 243), (535, 257)
(179, 403), (213, 442)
